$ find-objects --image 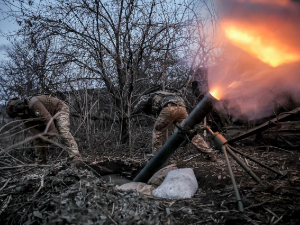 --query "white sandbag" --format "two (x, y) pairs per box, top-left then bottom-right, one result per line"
(152, 168), (198, 199)
(116, 182), (155, 196)
(148, 164), (178, 187)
